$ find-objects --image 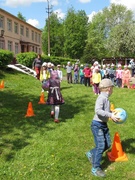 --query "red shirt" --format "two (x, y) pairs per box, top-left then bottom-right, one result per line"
(83, 67), (92, 77)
